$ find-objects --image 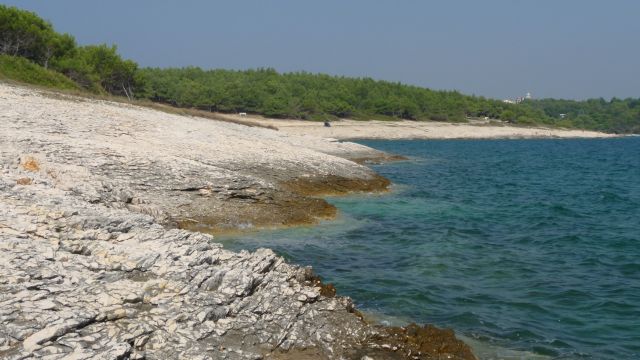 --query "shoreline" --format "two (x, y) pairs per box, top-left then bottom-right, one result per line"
(0, 83), (477, 359)
(215, 115), (617, 141)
